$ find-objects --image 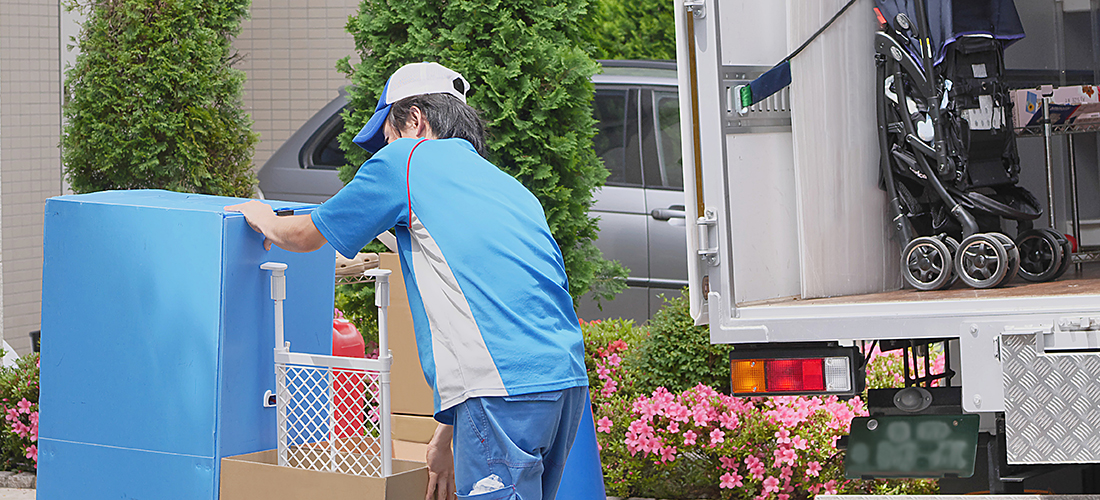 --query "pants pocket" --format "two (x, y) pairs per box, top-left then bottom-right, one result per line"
(501, 390), (563, 403)
(457, 485), (520, 500)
